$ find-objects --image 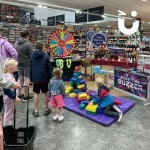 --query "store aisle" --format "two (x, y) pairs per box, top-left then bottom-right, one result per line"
(15, 82), (150, 150)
